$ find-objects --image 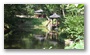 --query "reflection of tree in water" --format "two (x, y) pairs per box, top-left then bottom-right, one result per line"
(4, 18), (65, 49)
